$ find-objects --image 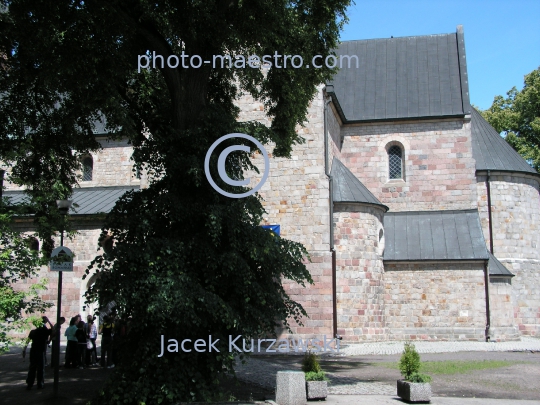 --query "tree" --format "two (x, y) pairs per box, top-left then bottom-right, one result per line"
(0, 1), (350, 403)
(0, 210), (52, 353)
(481, 67), (540, 170)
